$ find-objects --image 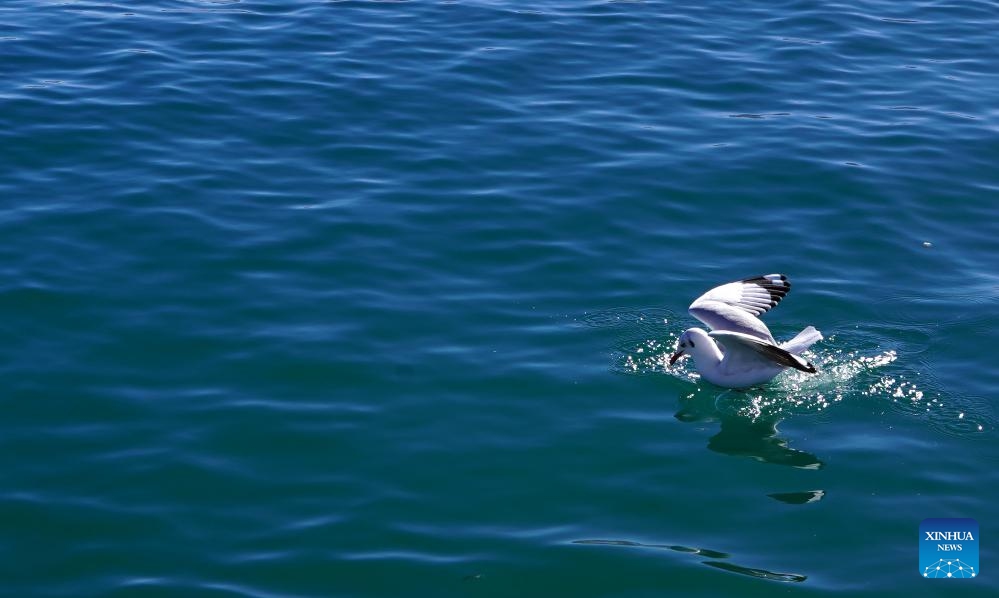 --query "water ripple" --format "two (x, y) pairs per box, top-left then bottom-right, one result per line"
(573, 539), (806, 583)
(2, 1), (997, 595)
